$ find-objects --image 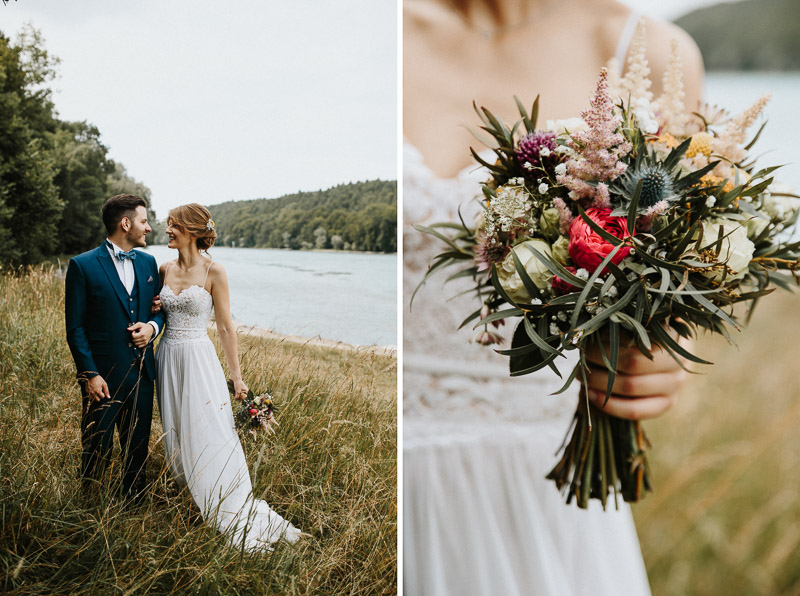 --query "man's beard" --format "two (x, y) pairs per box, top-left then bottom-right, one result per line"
(128, 230), (147, 247)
